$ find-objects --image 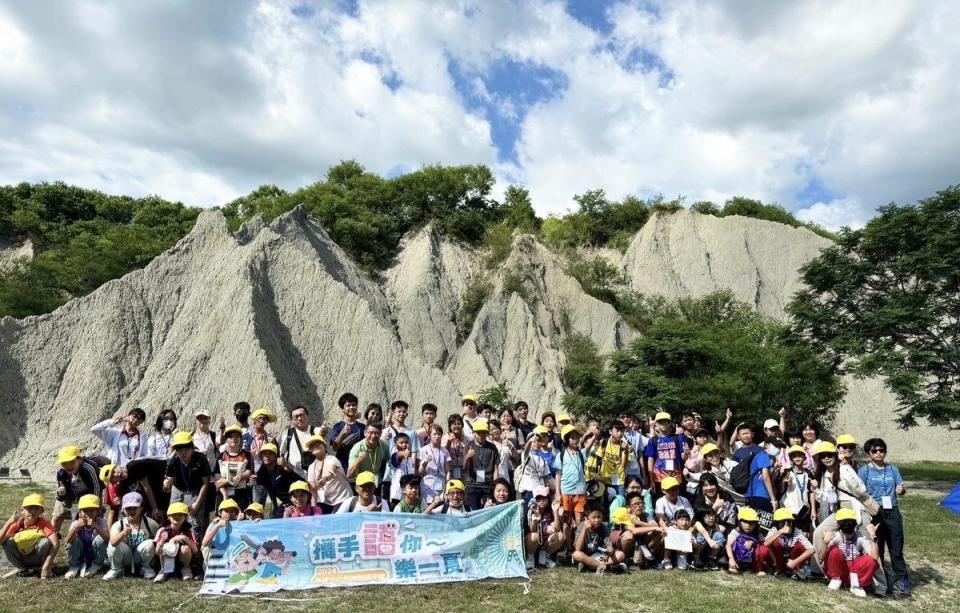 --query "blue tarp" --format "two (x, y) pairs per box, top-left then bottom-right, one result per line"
(941, 482), (960, 515)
